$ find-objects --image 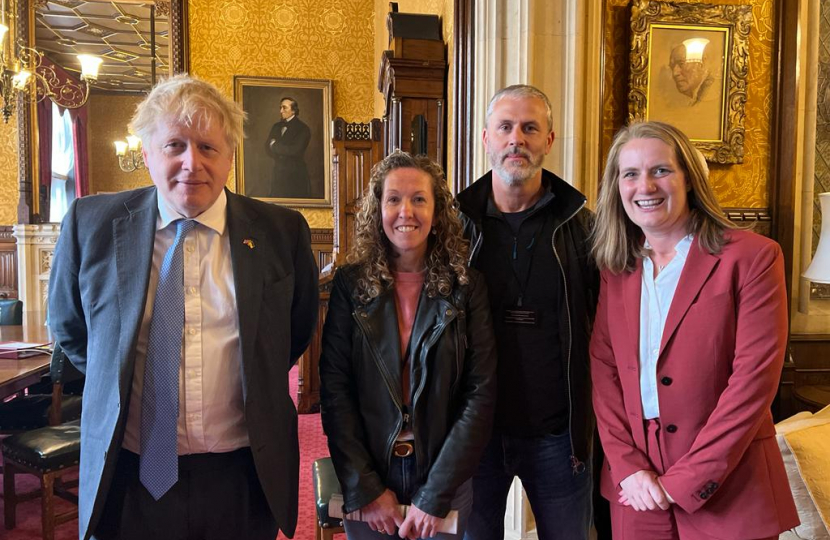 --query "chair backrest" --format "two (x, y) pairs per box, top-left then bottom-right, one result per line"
(0, 298), (23, 325)
(48, 343), (84, 425)
(49, 343), (83, 385)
